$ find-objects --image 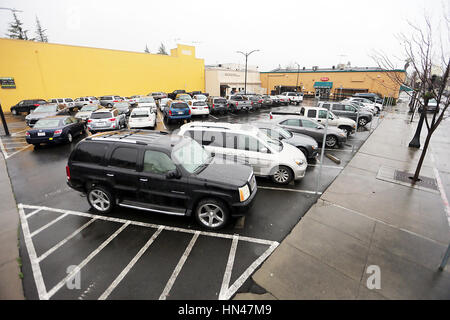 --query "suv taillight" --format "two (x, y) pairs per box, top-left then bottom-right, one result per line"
(109, 118), (116, 121)
(34, 104), (40, 107)
(236, 102), (239, 106)
(88, 120), (92, 123)
(212, 104), (215, 108)
(169, 110), (172, 115)
(54, 129), (62, 135)
(66, 165), (70, 180)
(26, 132), (30, 137)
